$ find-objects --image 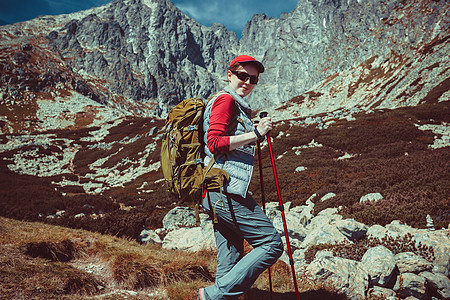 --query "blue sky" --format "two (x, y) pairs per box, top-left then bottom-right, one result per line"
(0, 0), (298, 36)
